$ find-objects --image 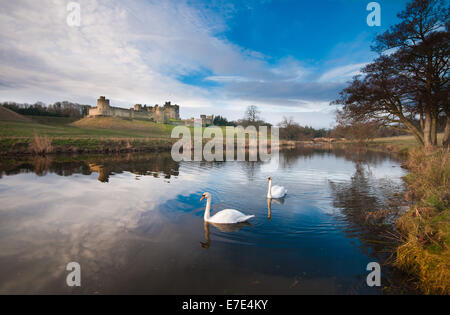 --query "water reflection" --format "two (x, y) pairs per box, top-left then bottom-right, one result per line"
(201, 221), (252, 249)
(0, 153), (179, 182)
(326, 155), (411, 292)
(329, 161), (407, 260)
(0, 148), (411, 294)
